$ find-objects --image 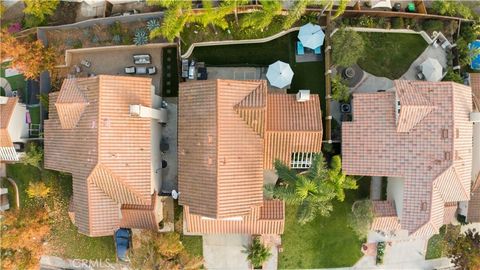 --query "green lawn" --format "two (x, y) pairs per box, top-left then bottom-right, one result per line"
(357, 33), (427, 79)
(425, 225), (460, 260)
(28, 105), (41, 126)
(279, 177), (371, 269)
(191, 31), (326, 110)
(5, 163), (116, 260)
(174, 201), (204, 257)
(1, 61), (26, 93)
